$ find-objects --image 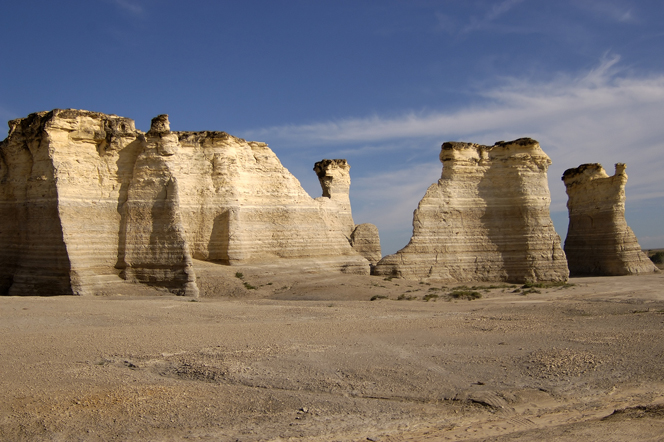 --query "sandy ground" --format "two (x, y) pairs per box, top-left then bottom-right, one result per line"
(1, 261), (663, 441)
